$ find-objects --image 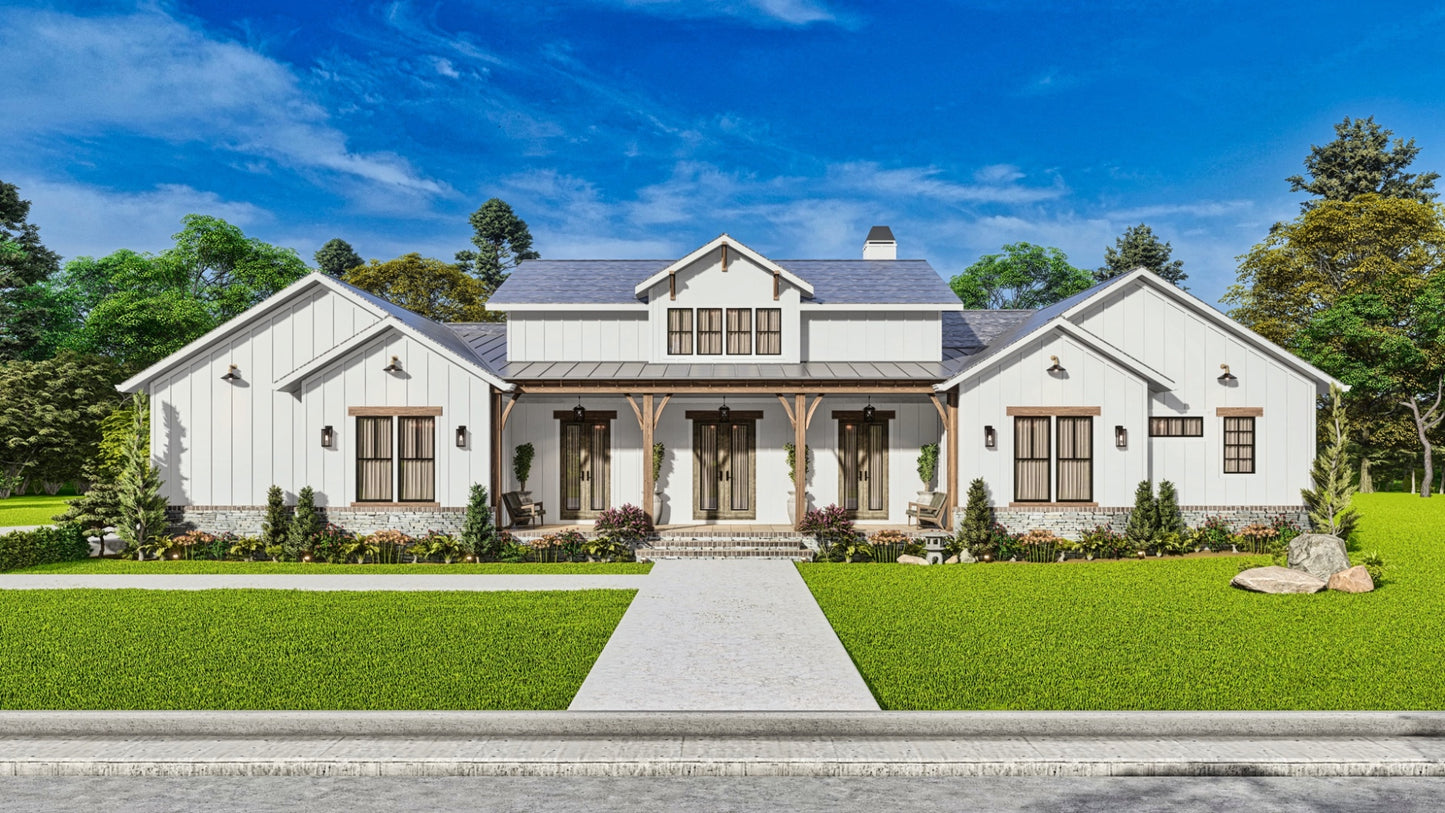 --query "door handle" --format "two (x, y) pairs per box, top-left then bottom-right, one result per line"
(725, 471), (732, 482)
